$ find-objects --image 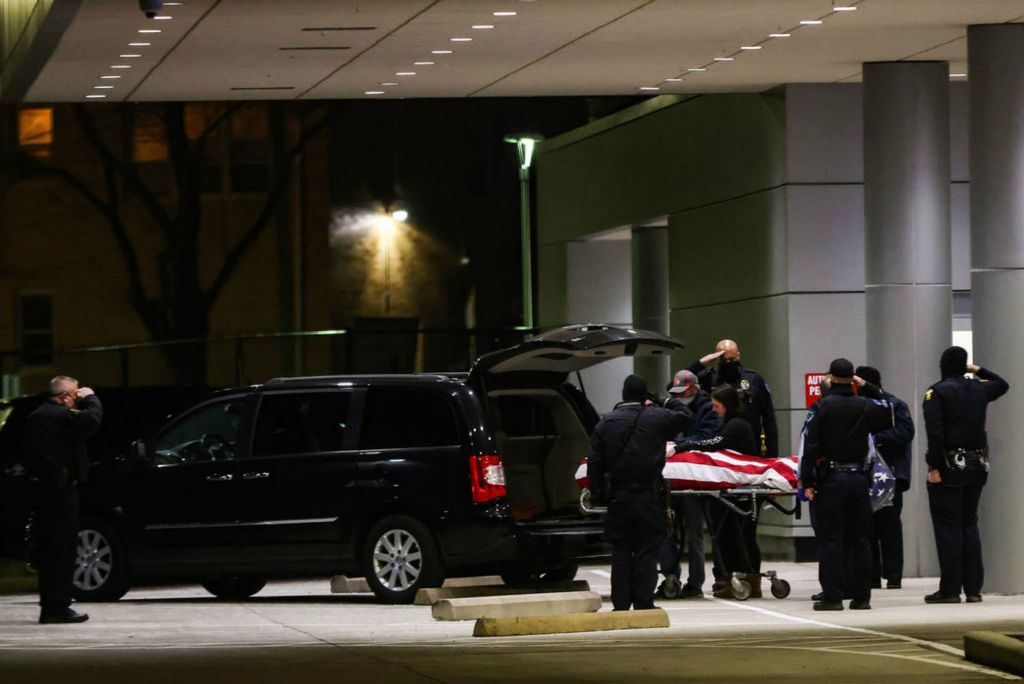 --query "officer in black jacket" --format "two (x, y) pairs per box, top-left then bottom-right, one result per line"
(23, 376), (103, 624)
(687, 339), (779, 457)
(855, 366), (915, 590)
(923, 346), (1009, 604)
(801, 359), (891, 611)
(588, 374), (692, 611)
